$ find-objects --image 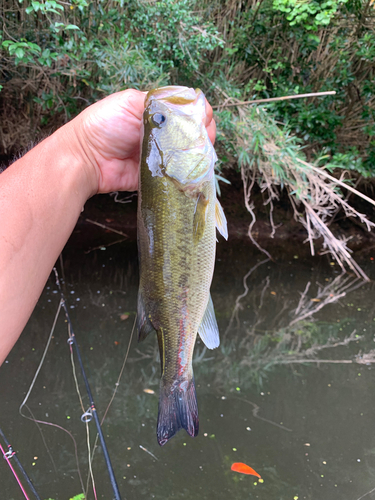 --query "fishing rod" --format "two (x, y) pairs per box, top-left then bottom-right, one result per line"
(0, 426), (41, 500)
(53, 266), (122, 500)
